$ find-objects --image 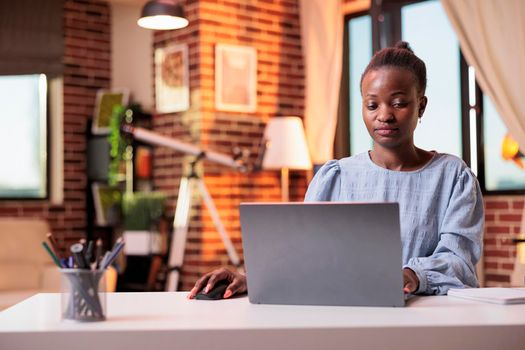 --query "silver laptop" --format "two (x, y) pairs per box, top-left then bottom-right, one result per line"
(239, 202), (405, 307)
